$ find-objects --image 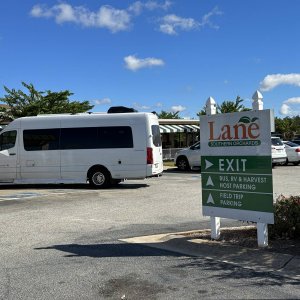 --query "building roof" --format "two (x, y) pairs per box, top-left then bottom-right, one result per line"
(158, 118), (199, 125)
(158, 119), (200, 133)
